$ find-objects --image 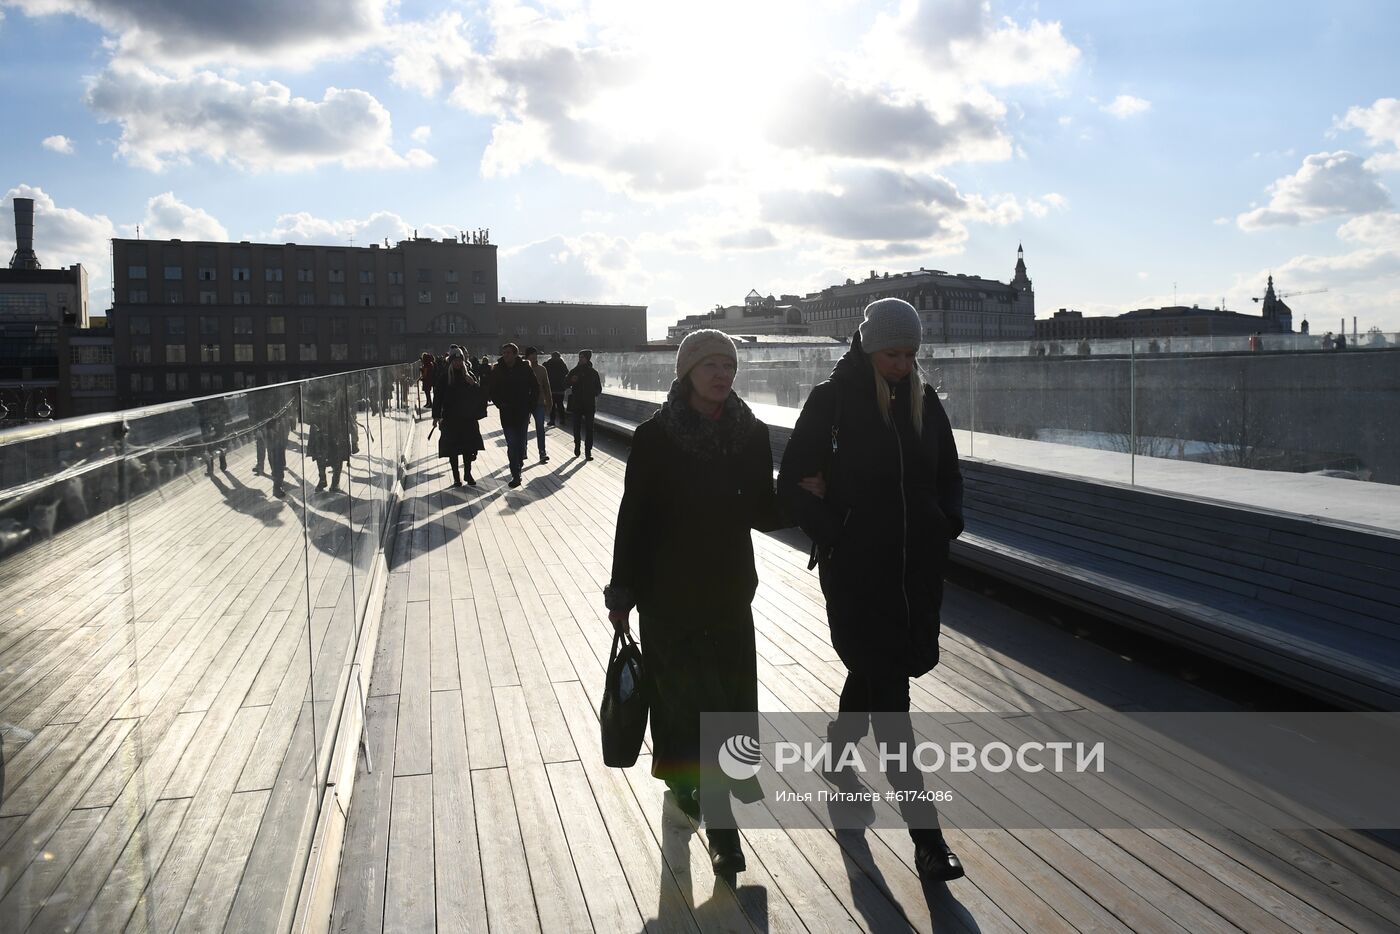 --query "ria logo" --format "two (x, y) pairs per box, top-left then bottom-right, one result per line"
(717, 734), (762, 781)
